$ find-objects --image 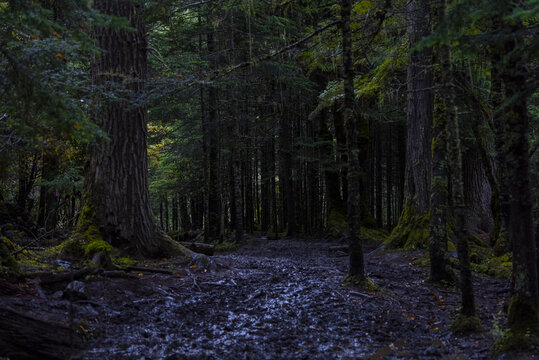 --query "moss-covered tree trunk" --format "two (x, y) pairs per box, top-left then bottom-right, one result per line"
(342, 0), (365, 279)
(81, 0), (169, 257)
(389, 0), (433, 248)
